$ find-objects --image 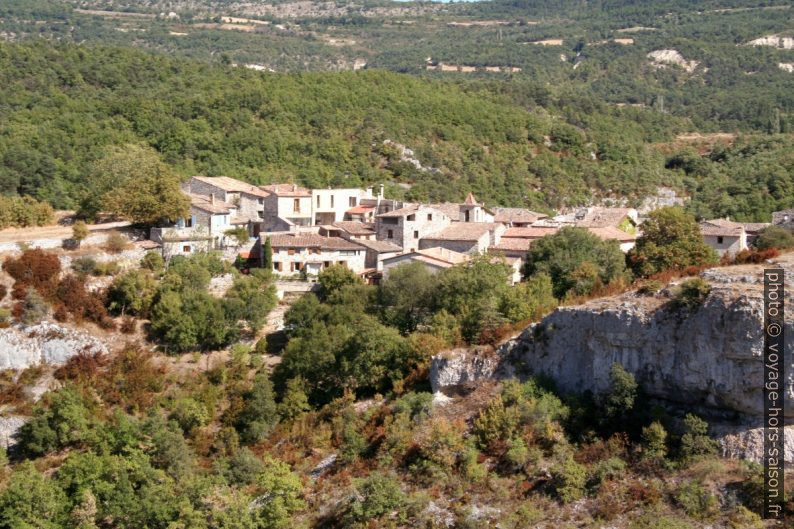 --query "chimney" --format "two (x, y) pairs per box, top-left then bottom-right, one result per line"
(379, 184), (385, 199)
(210, 194), (216, 205)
